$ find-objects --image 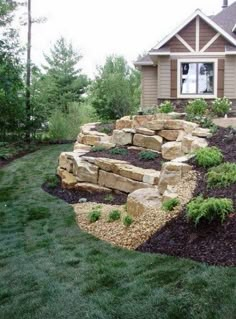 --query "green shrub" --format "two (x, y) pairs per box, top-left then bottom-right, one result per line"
(158, 101), (174, 113)
(123, 215), (133, 227)
(88, 209), (101, 223)
(104, 194), (114, 202)
(139, 150), (157, 161)
(162, 198), (180, 211)
(45, 175), (59, 189)
(207, 162), (236, 188)
(195, 147), (223, 168)
(186, 196), (233, 225)
(186, 99), (208, 117)
(47, 103), (97, 141)
(109, 148), (128, 156)
(211, 97), (232, 117)
(91, 145), (106, 152)
(108, 210), (121, 222)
